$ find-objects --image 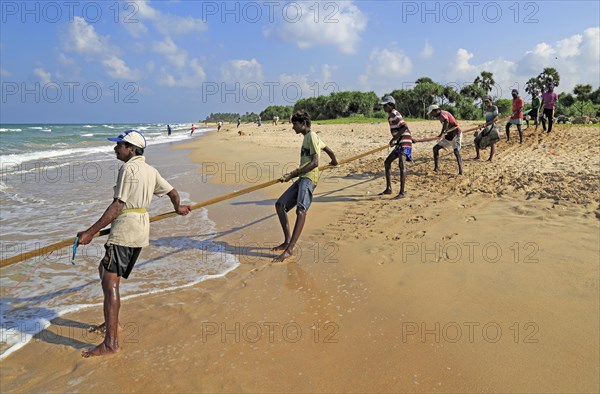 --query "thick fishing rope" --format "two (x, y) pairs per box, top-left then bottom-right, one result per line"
(0, 116), (510, 269)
